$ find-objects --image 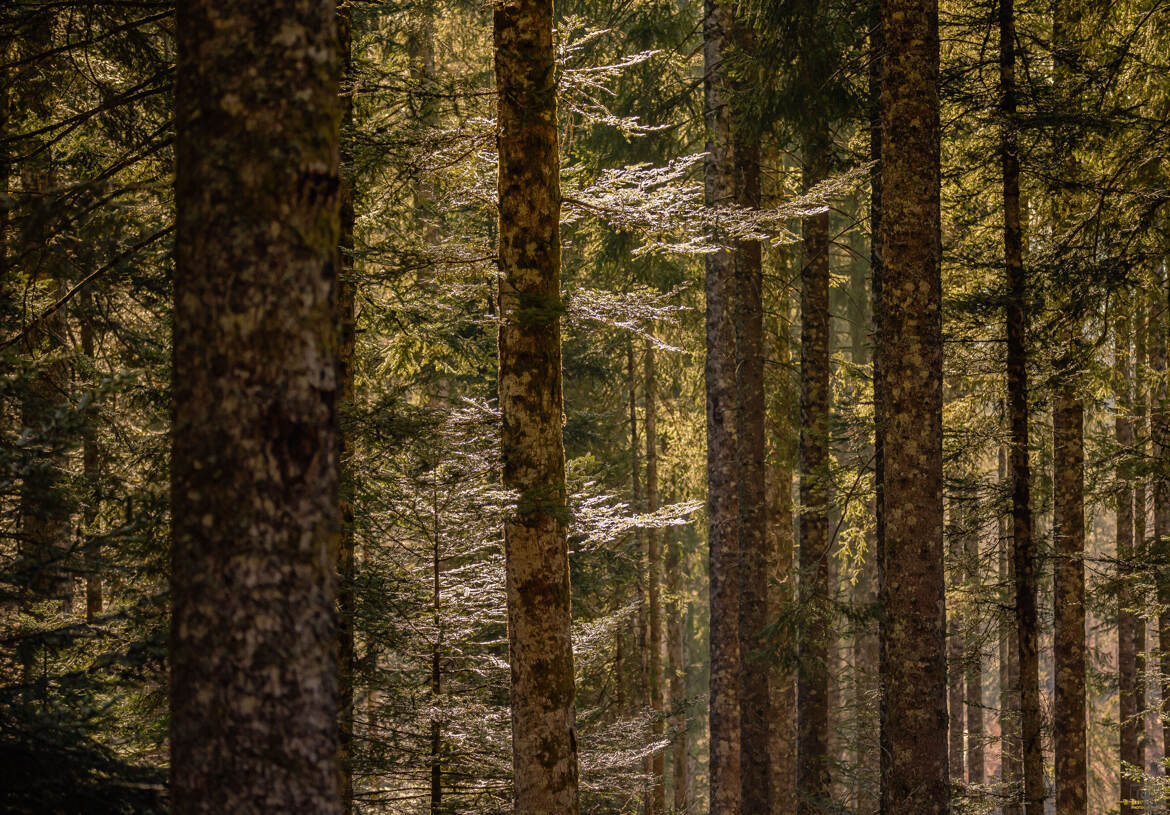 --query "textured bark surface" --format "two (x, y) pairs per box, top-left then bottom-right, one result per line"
(875, 0), (948, 811)
(999, 447), (1023, 815)
(703, 0), (741, 810)
(1000, 0), (1042, 810)
(494, 0), (581, 808)
(735, 113), (770, 815)
(1054, 381), (1087, 815)
(666, 520), (689, 814)
(1117, 306), (1140, 815)
(645, 340), (665, 815)
(798, 122), (832, 815)
(1152, 267), (1170, 805)
(171, 3), (343, 813)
